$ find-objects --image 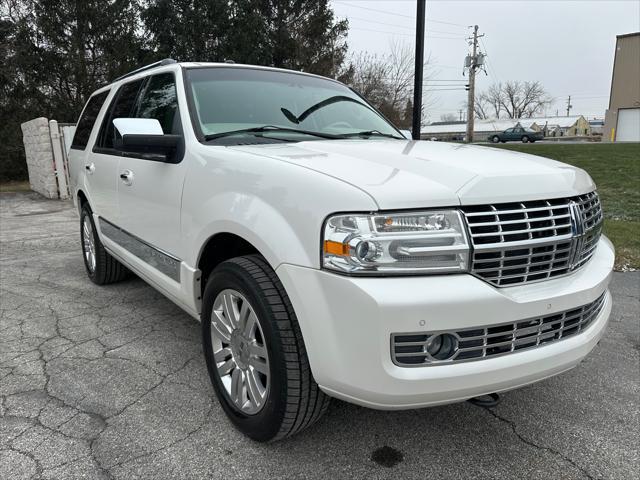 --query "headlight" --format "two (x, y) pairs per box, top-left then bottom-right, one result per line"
(322, 210), (469, 275)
